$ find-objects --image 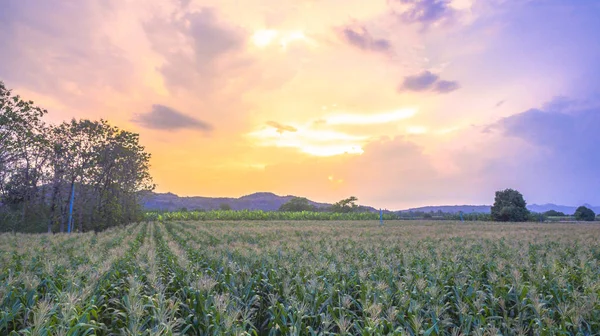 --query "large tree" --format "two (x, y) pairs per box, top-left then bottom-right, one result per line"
(0, 81), (154, 233)
(491, 189), (530, 222)
(0, 81), (51, 232)
(574, 206), (595, 221)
